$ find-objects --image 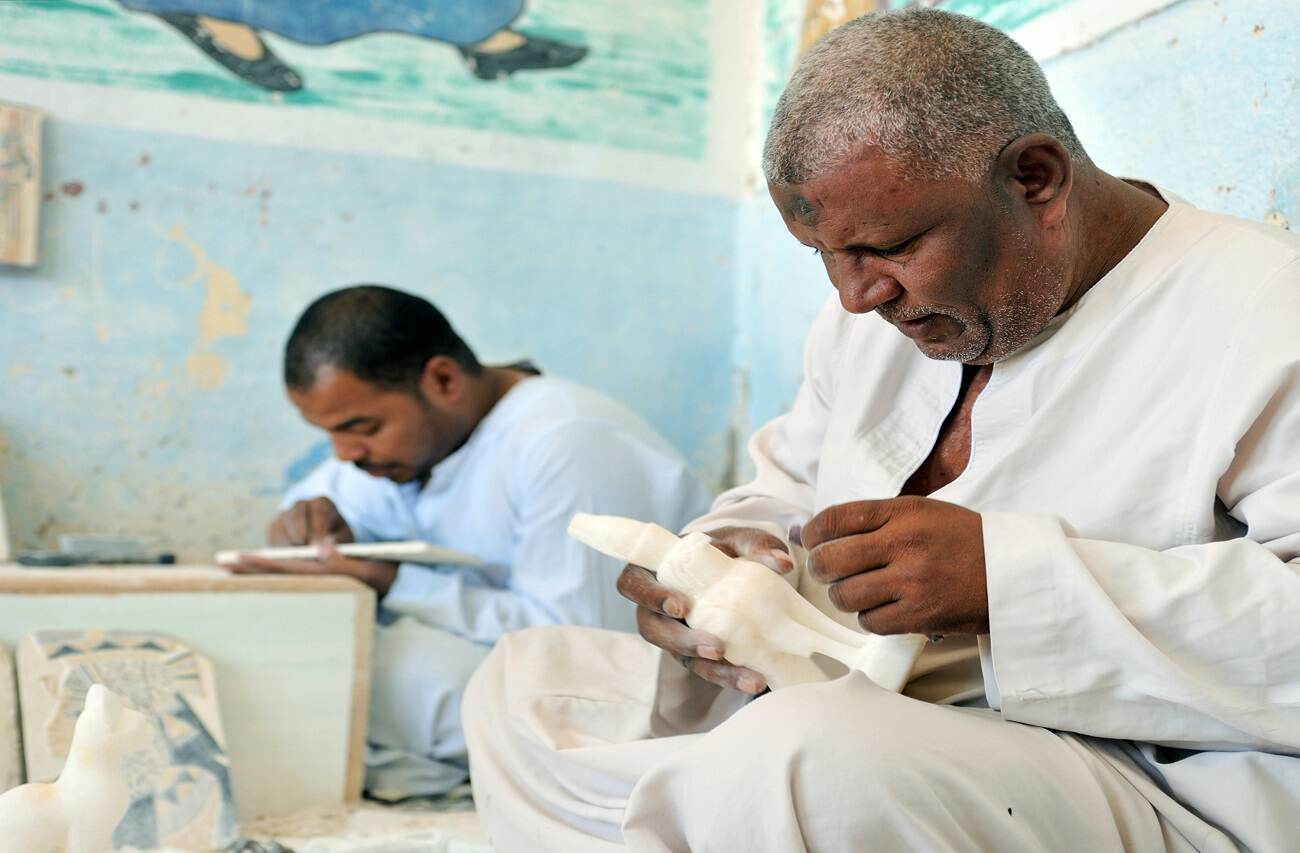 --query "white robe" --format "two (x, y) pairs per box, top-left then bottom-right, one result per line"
(464, 191), (1300, 850)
